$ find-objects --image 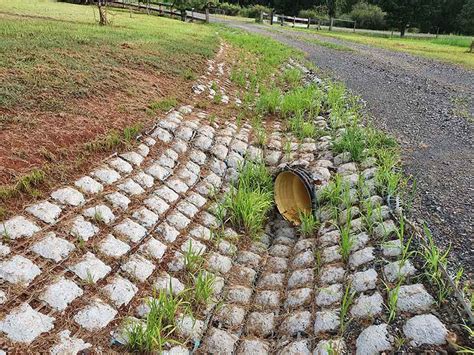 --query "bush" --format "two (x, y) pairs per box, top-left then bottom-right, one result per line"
(218, 2), (241, 16)
(349, 2), (386, 30)
(239, 4), (272, 21)
(298, 6), (328, 20)
(457, 0), (474, 35)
